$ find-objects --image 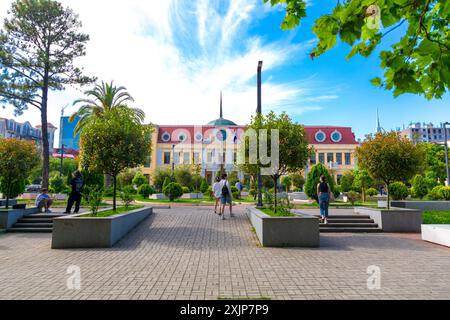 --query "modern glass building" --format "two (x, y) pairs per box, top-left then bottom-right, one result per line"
(60, 116), (80, 150)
